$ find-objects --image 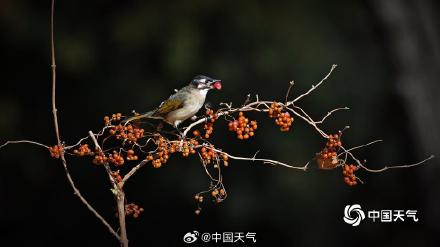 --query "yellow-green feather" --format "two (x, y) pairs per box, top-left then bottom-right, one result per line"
(153, 99), (184, 117)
